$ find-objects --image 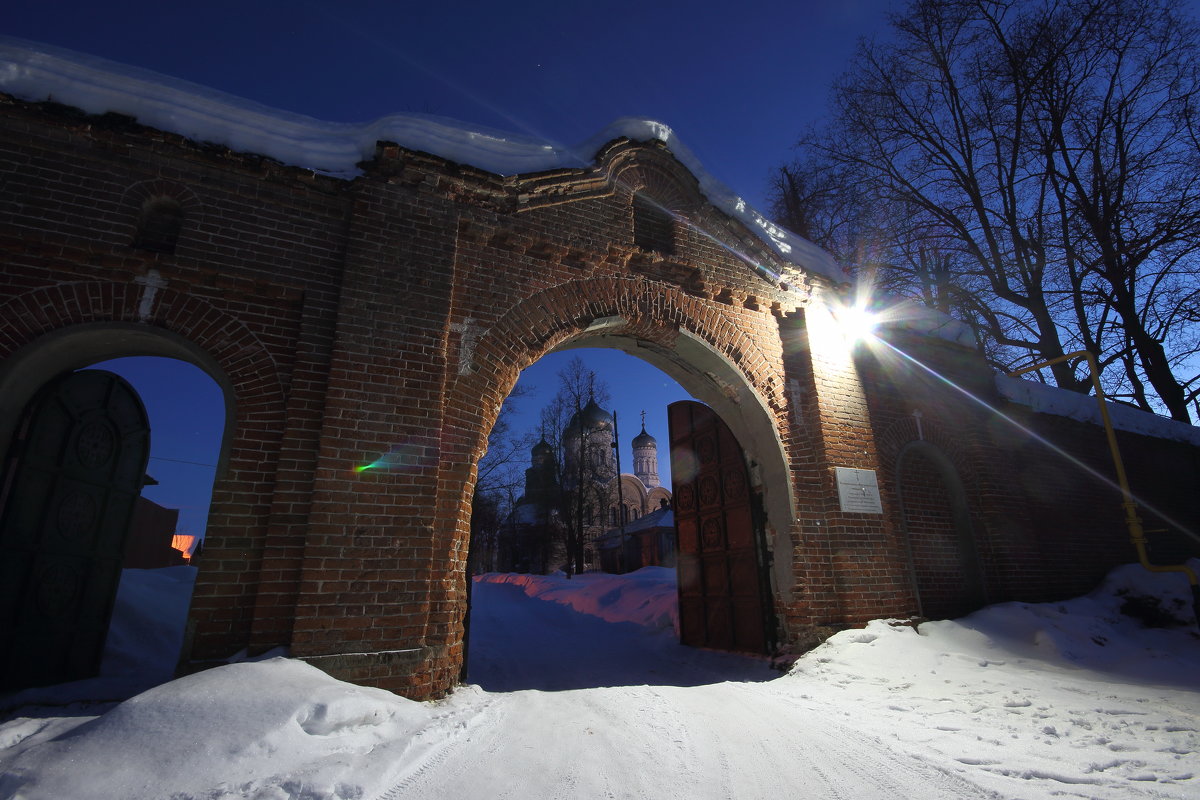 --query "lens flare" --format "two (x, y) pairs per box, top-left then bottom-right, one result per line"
(835, 304), (880, 343)
(875, 337), (1196, 542)
(352, 440), (440, 475)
